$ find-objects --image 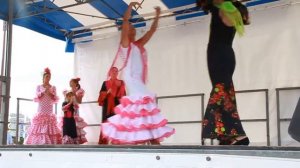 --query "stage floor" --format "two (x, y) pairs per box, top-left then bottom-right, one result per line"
(1, 145), (300, 168)
(1, 145), (300, 159)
